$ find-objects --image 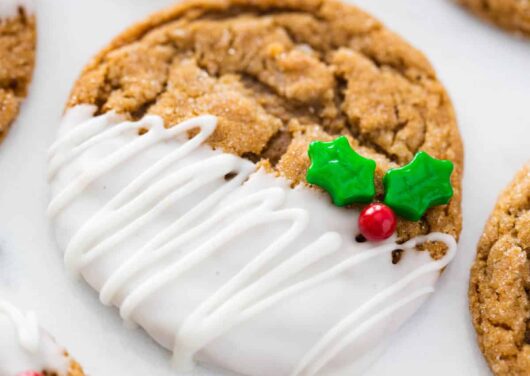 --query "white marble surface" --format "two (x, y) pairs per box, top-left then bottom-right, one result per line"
(0, 0), (528, 375)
